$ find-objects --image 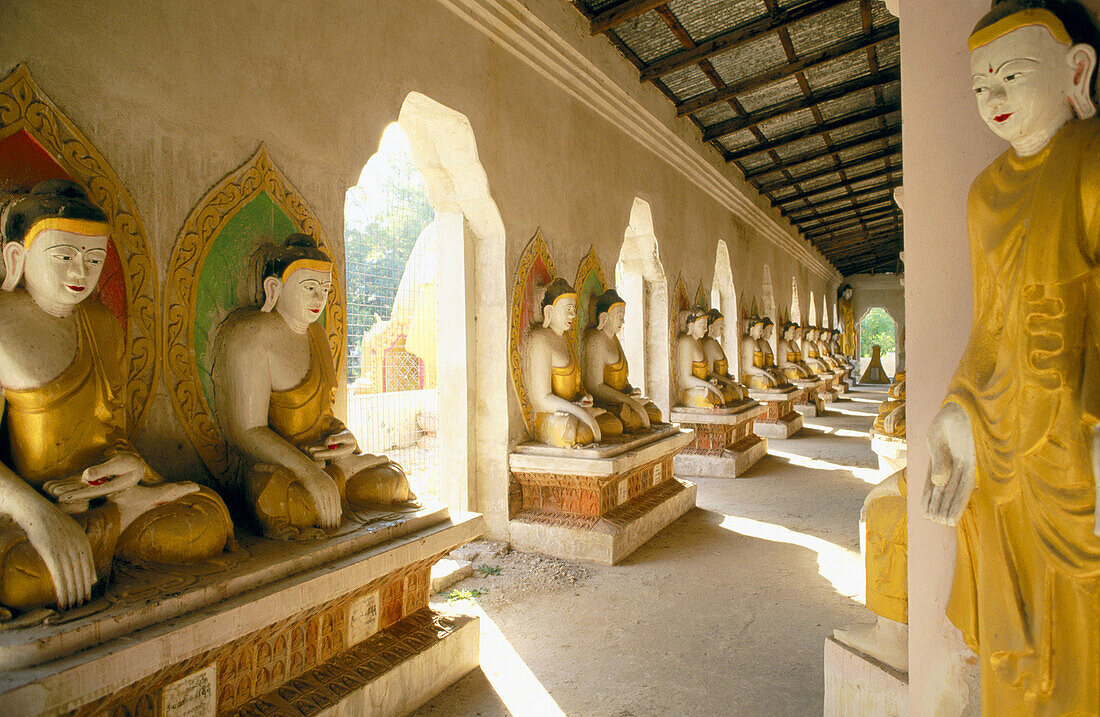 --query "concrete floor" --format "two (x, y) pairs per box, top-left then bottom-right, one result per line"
(415, 388), (890, 717)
